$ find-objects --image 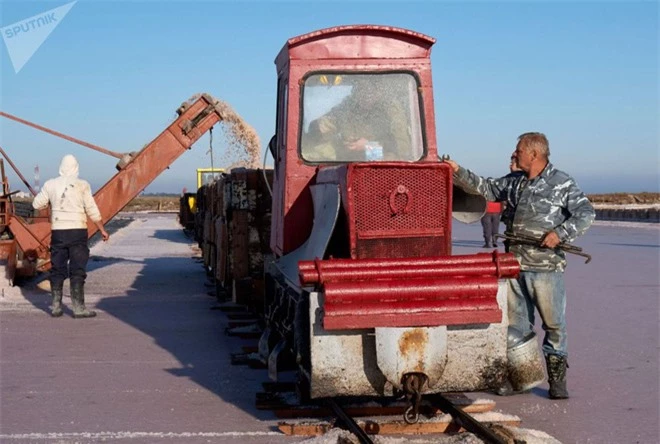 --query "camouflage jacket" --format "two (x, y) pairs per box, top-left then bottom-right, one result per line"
(499, 171), (526, 231)
(455, 162), (595, 272)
